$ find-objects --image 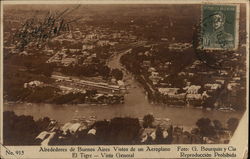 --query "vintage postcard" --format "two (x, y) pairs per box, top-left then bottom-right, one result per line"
(0, 0), (249, 159)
